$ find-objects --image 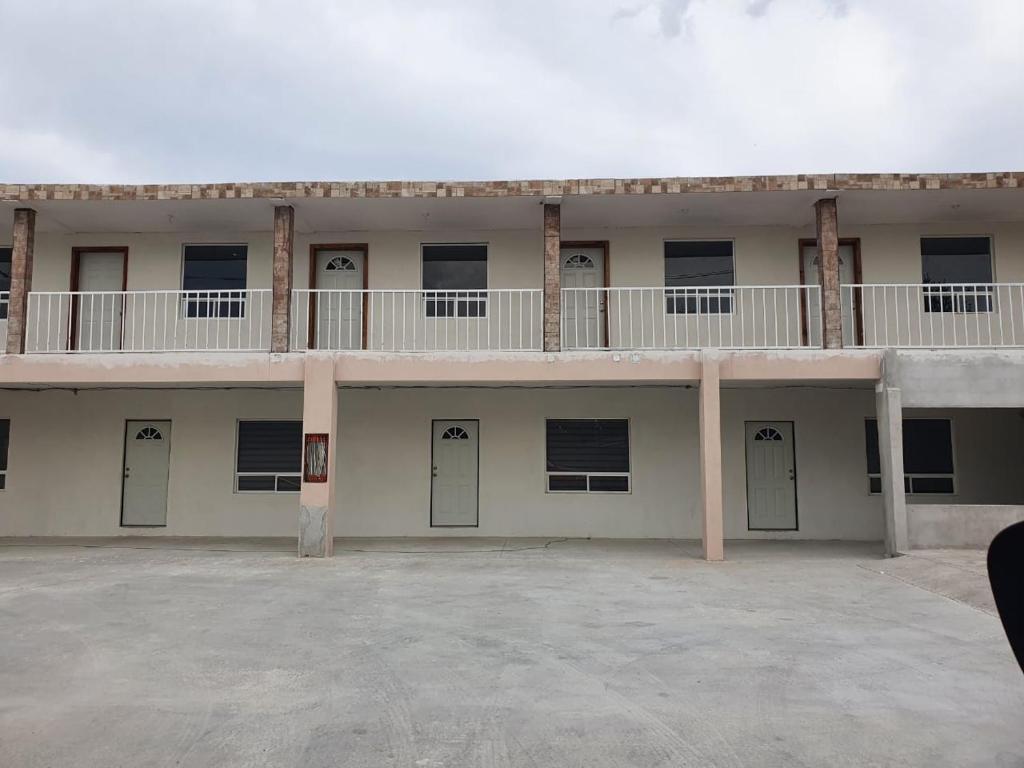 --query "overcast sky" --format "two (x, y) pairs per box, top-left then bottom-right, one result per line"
(0, 0), (1021, 183)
